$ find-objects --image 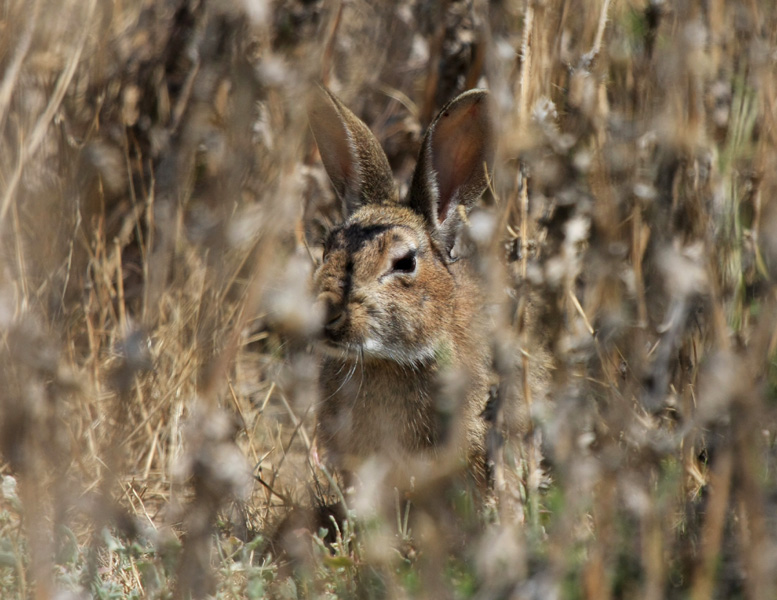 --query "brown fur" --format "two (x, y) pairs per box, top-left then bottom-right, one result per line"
(308, 86), (495, 492)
